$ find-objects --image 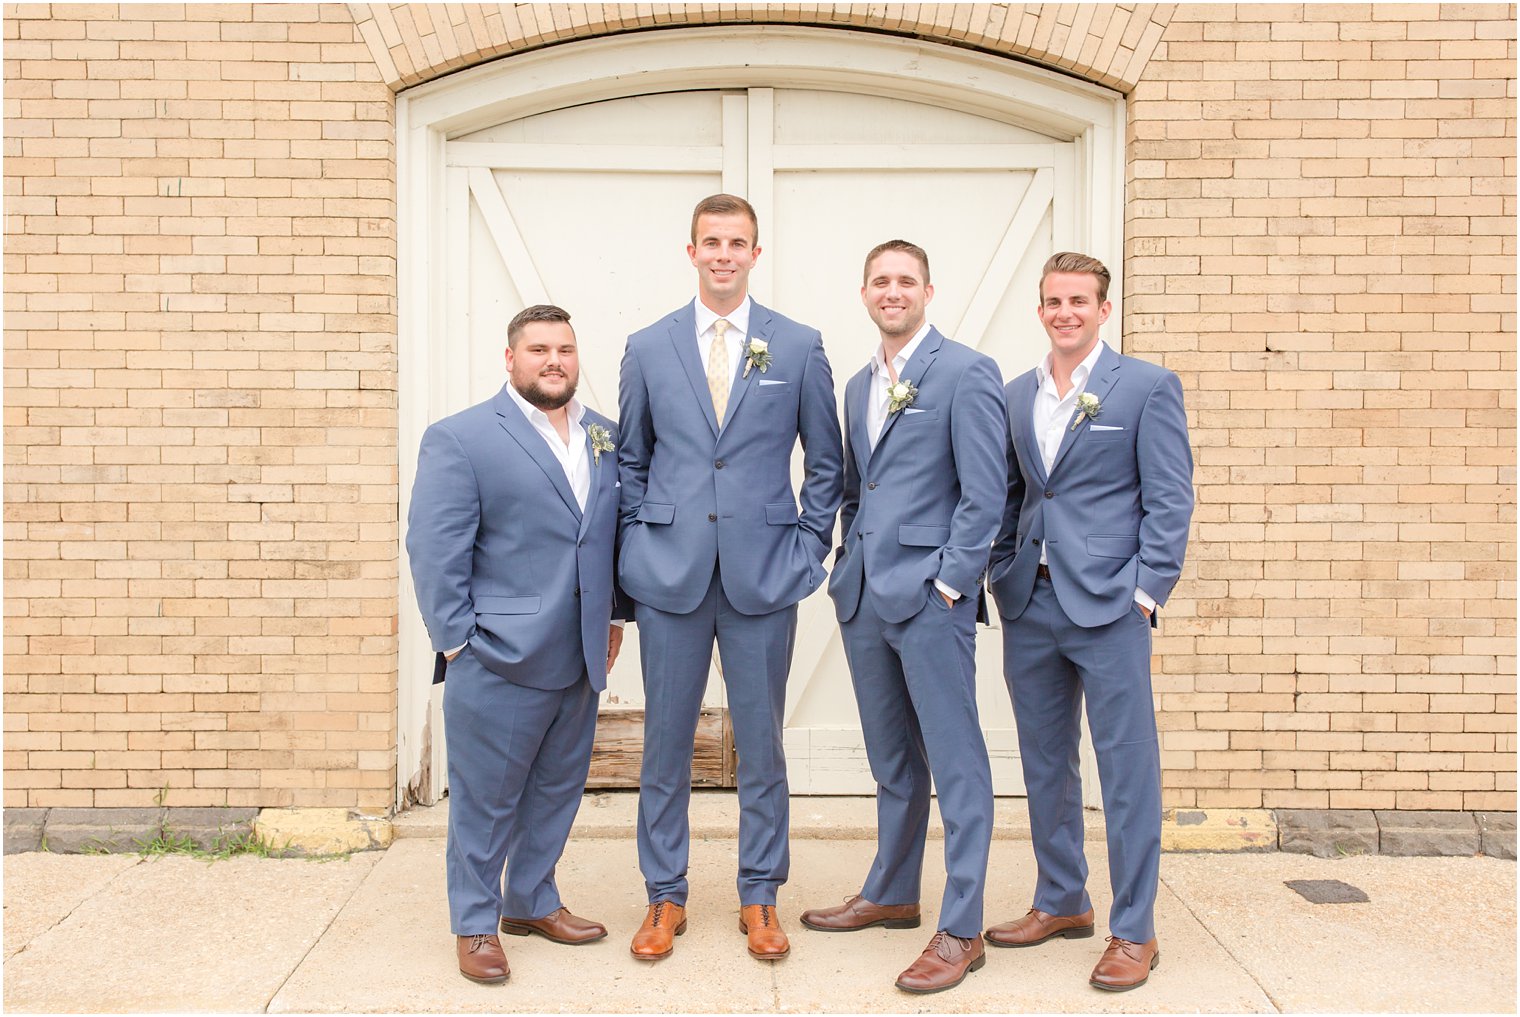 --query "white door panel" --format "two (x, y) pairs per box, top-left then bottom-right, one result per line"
(399, 31), (1123, 805)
